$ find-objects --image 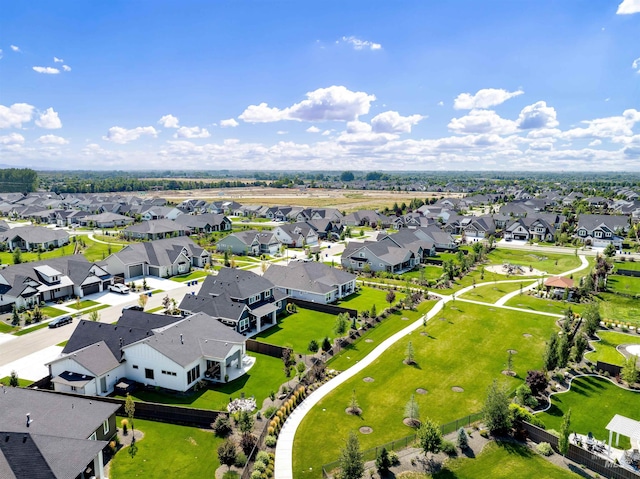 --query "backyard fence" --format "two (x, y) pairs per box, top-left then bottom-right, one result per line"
(290, 298), (357, 318)
(246, 339), (287, 358)
(519, 421), (640, 479)
(321, 412), (483, 478)
(597, 361), (623, 378)
(614, 269), (640, 278)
